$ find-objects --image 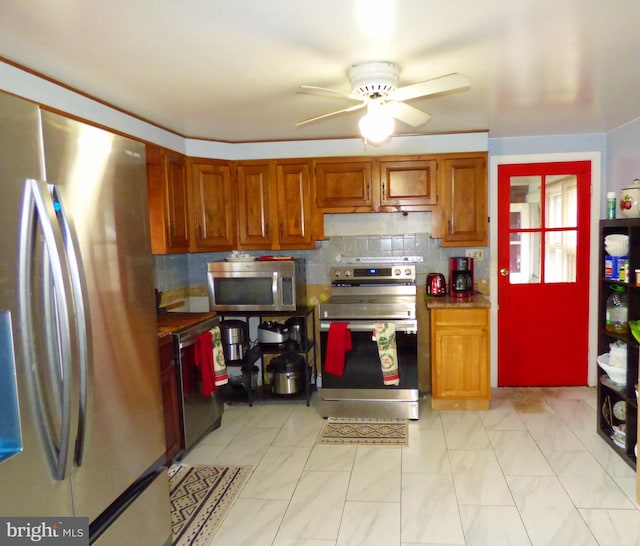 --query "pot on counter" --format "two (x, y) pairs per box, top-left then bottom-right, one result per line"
(266, 353), (305, 395)
(219, 319), (249, 362)
(257, 321), (288, 344)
